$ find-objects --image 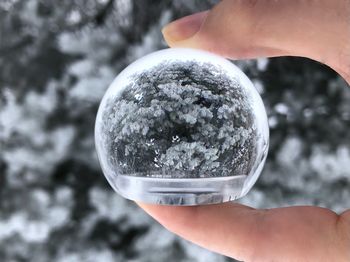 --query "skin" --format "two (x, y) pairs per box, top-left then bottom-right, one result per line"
(138, 1), (350, 261)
